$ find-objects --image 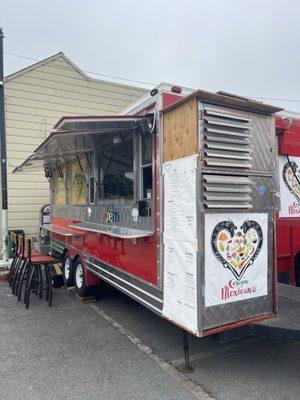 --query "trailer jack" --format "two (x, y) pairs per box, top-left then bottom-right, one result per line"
(182, 329), (193, 373)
